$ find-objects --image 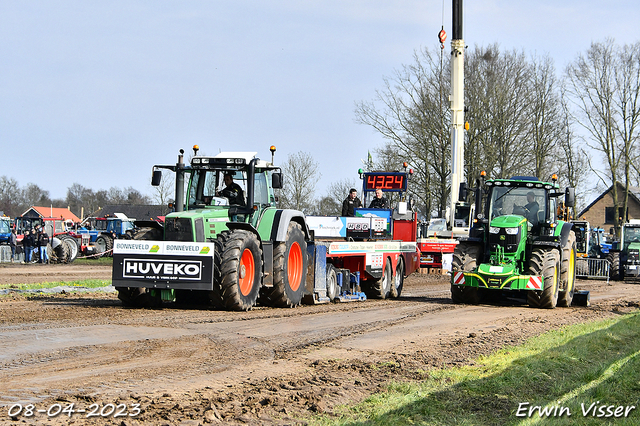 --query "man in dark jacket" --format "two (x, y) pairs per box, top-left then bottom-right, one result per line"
(341, 188), (362, 216)
(37, 226), (50, 264)
(217, 173), (245, 206)
(22, 229), (34, 264)
(368, 188), (390, 209)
